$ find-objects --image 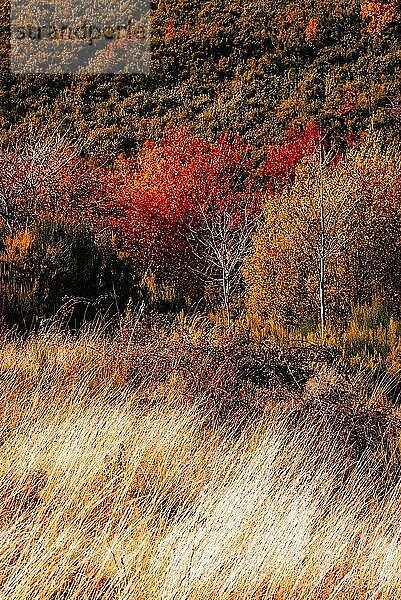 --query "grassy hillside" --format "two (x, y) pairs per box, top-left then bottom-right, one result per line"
(1, 318), (401, 599)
